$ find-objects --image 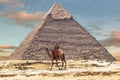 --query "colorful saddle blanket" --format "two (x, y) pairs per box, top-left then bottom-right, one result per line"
(53, 49), (59, 57)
